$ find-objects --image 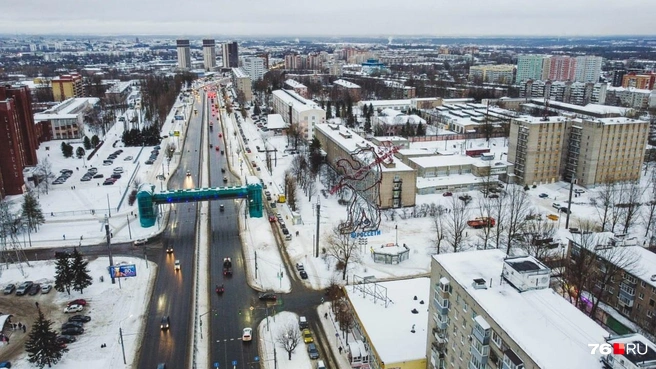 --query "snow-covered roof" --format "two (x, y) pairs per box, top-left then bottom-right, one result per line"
(272, 89), (322, 113)
(433, 249), (609, 369)
(415, 173), (487, 188)
(606, 333), (656, 366)
(345, 278), (429, 364)
(607, 86), (652, 94)
(284, 79), (306, 88)
(360, 99), (412, 107)
(409, 154), (476, 168)
(34, 97), (99, 121)
(232, 67), (248, 79)
(377, 114), (426, 126)
(333, 79), (360, 89)
(266, 114), (288, 129)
